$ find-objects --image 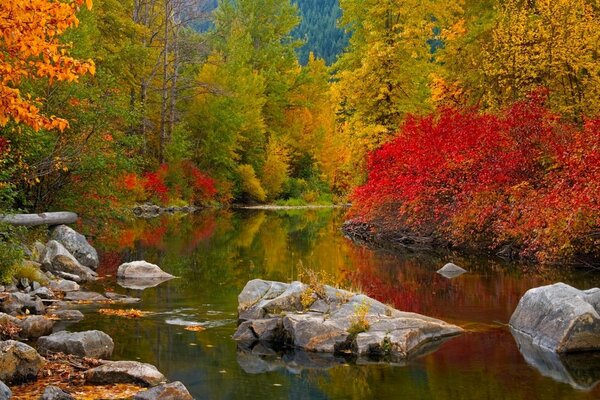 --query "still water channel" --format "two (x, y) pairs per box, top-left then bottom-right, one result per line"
(73, 209), (600, 399)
